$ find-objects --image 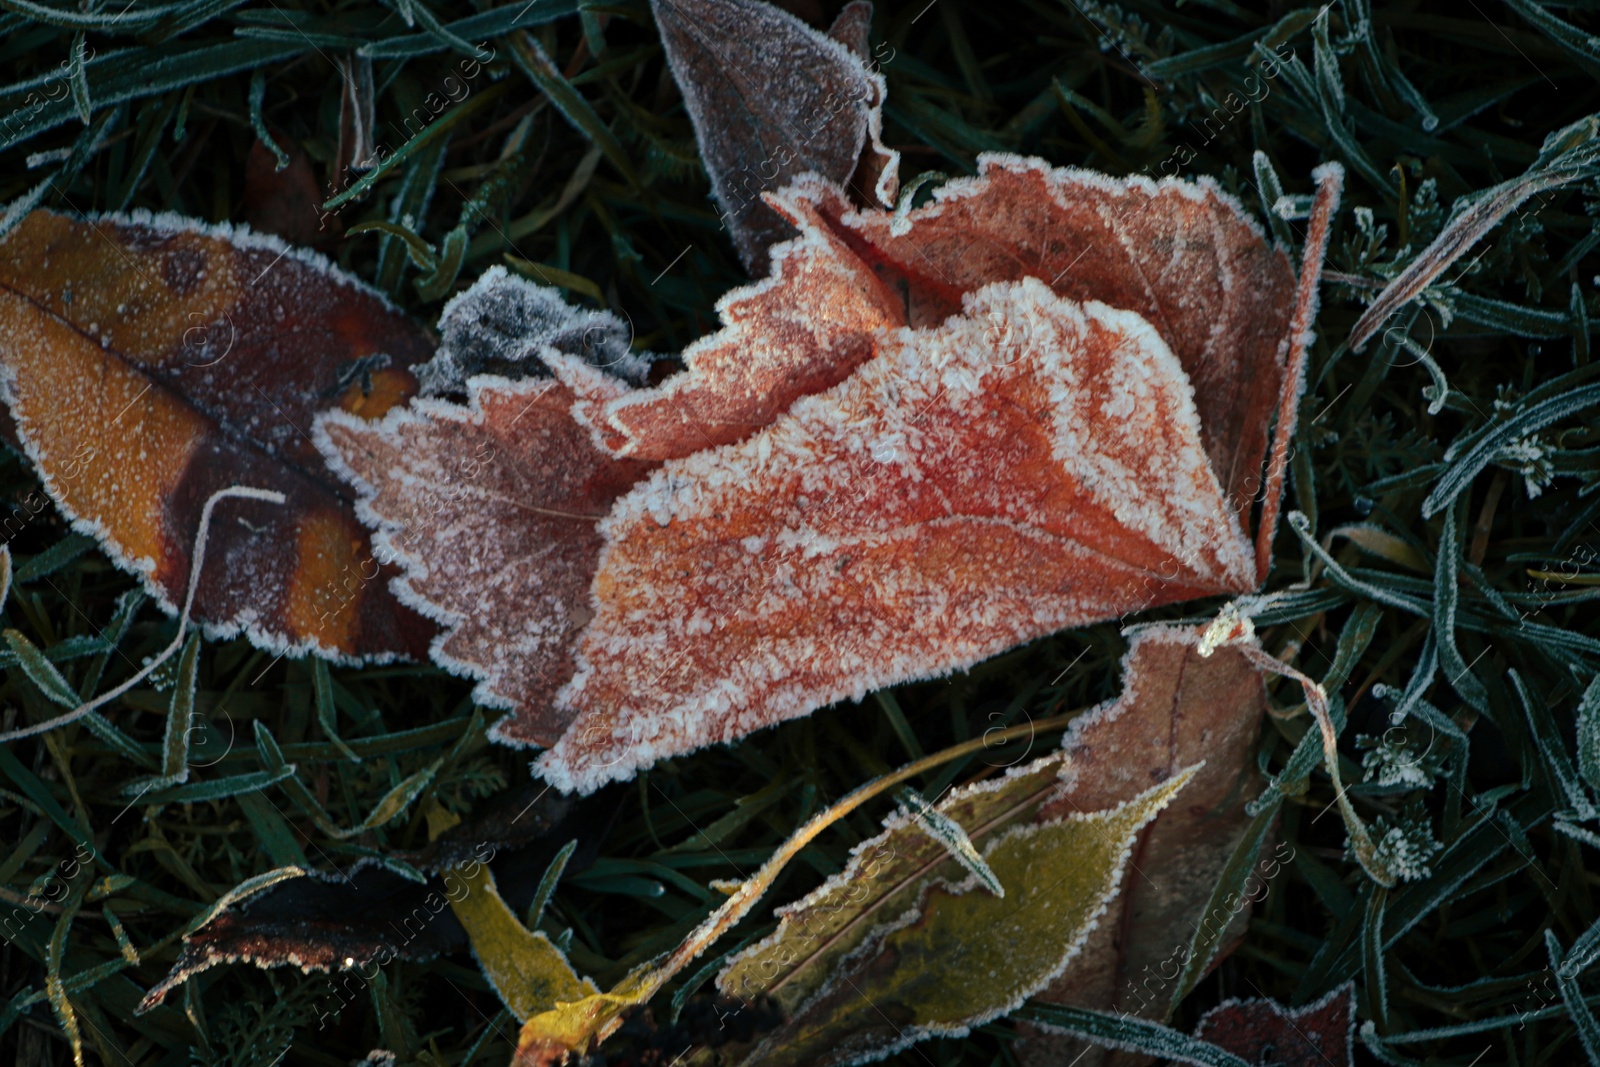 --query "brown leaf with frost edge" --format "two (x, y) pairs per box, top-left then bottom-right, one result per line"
(653, 0), (900, 274)
(1192, 983), (1356, 1067)
(135, 783), (582, 1013)
(0, 209), (435, 662)
(706, 624), (1265, 1067)
(1017, 625), (1269, 1067)
(319, 153), (1341, 789)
